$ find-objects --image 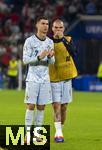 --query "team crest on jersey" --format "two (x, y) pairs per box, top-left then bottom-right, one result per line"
(47, 45), (51, 50)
